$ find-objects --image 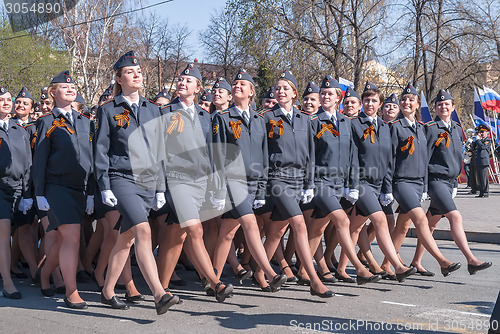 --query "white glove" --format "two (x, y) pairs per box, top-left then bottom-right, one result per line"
(253, 199), (265, 209)
(380, 193), (394, 206)
(36, 196), (50, 211)
(466, 138), (473, 144)
(346, 189), (359, 204)
(101, 190), (118, 207)
(85, 195), (94, 215)
(420, 192), (428, 202)
(343, 188), (350, 199)
(210, 196), (225, 211)
(152, 192), (166, 211)
(451, 188), (457, 199)
(301, 189), (314, 204)
(20, 198), (33, 214)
